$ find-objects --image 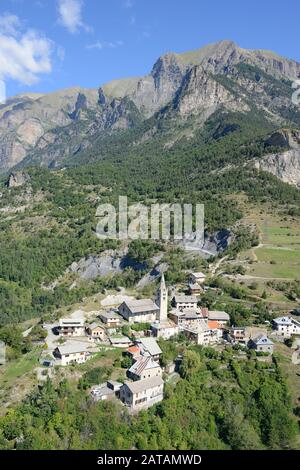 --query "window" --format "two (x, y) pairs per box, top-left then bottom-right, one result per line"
(135, 397), (147, 405)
